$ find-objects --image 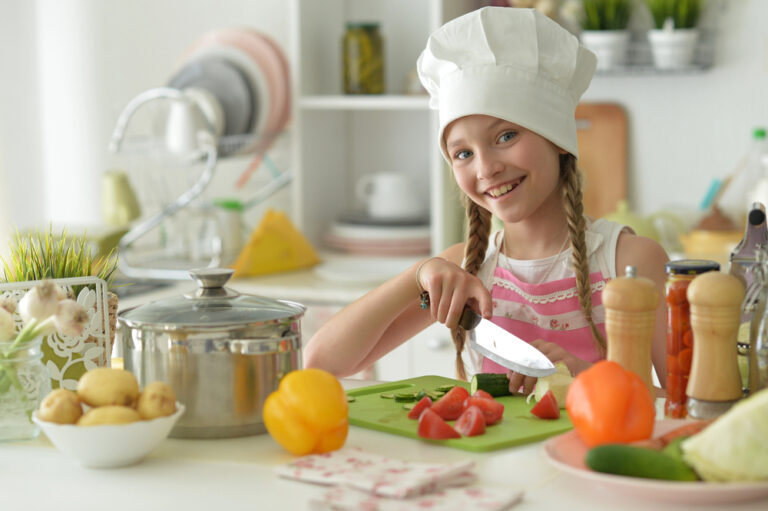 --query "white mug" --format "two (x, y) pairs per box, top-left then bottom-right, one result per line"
(355, 172), (426, 220)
